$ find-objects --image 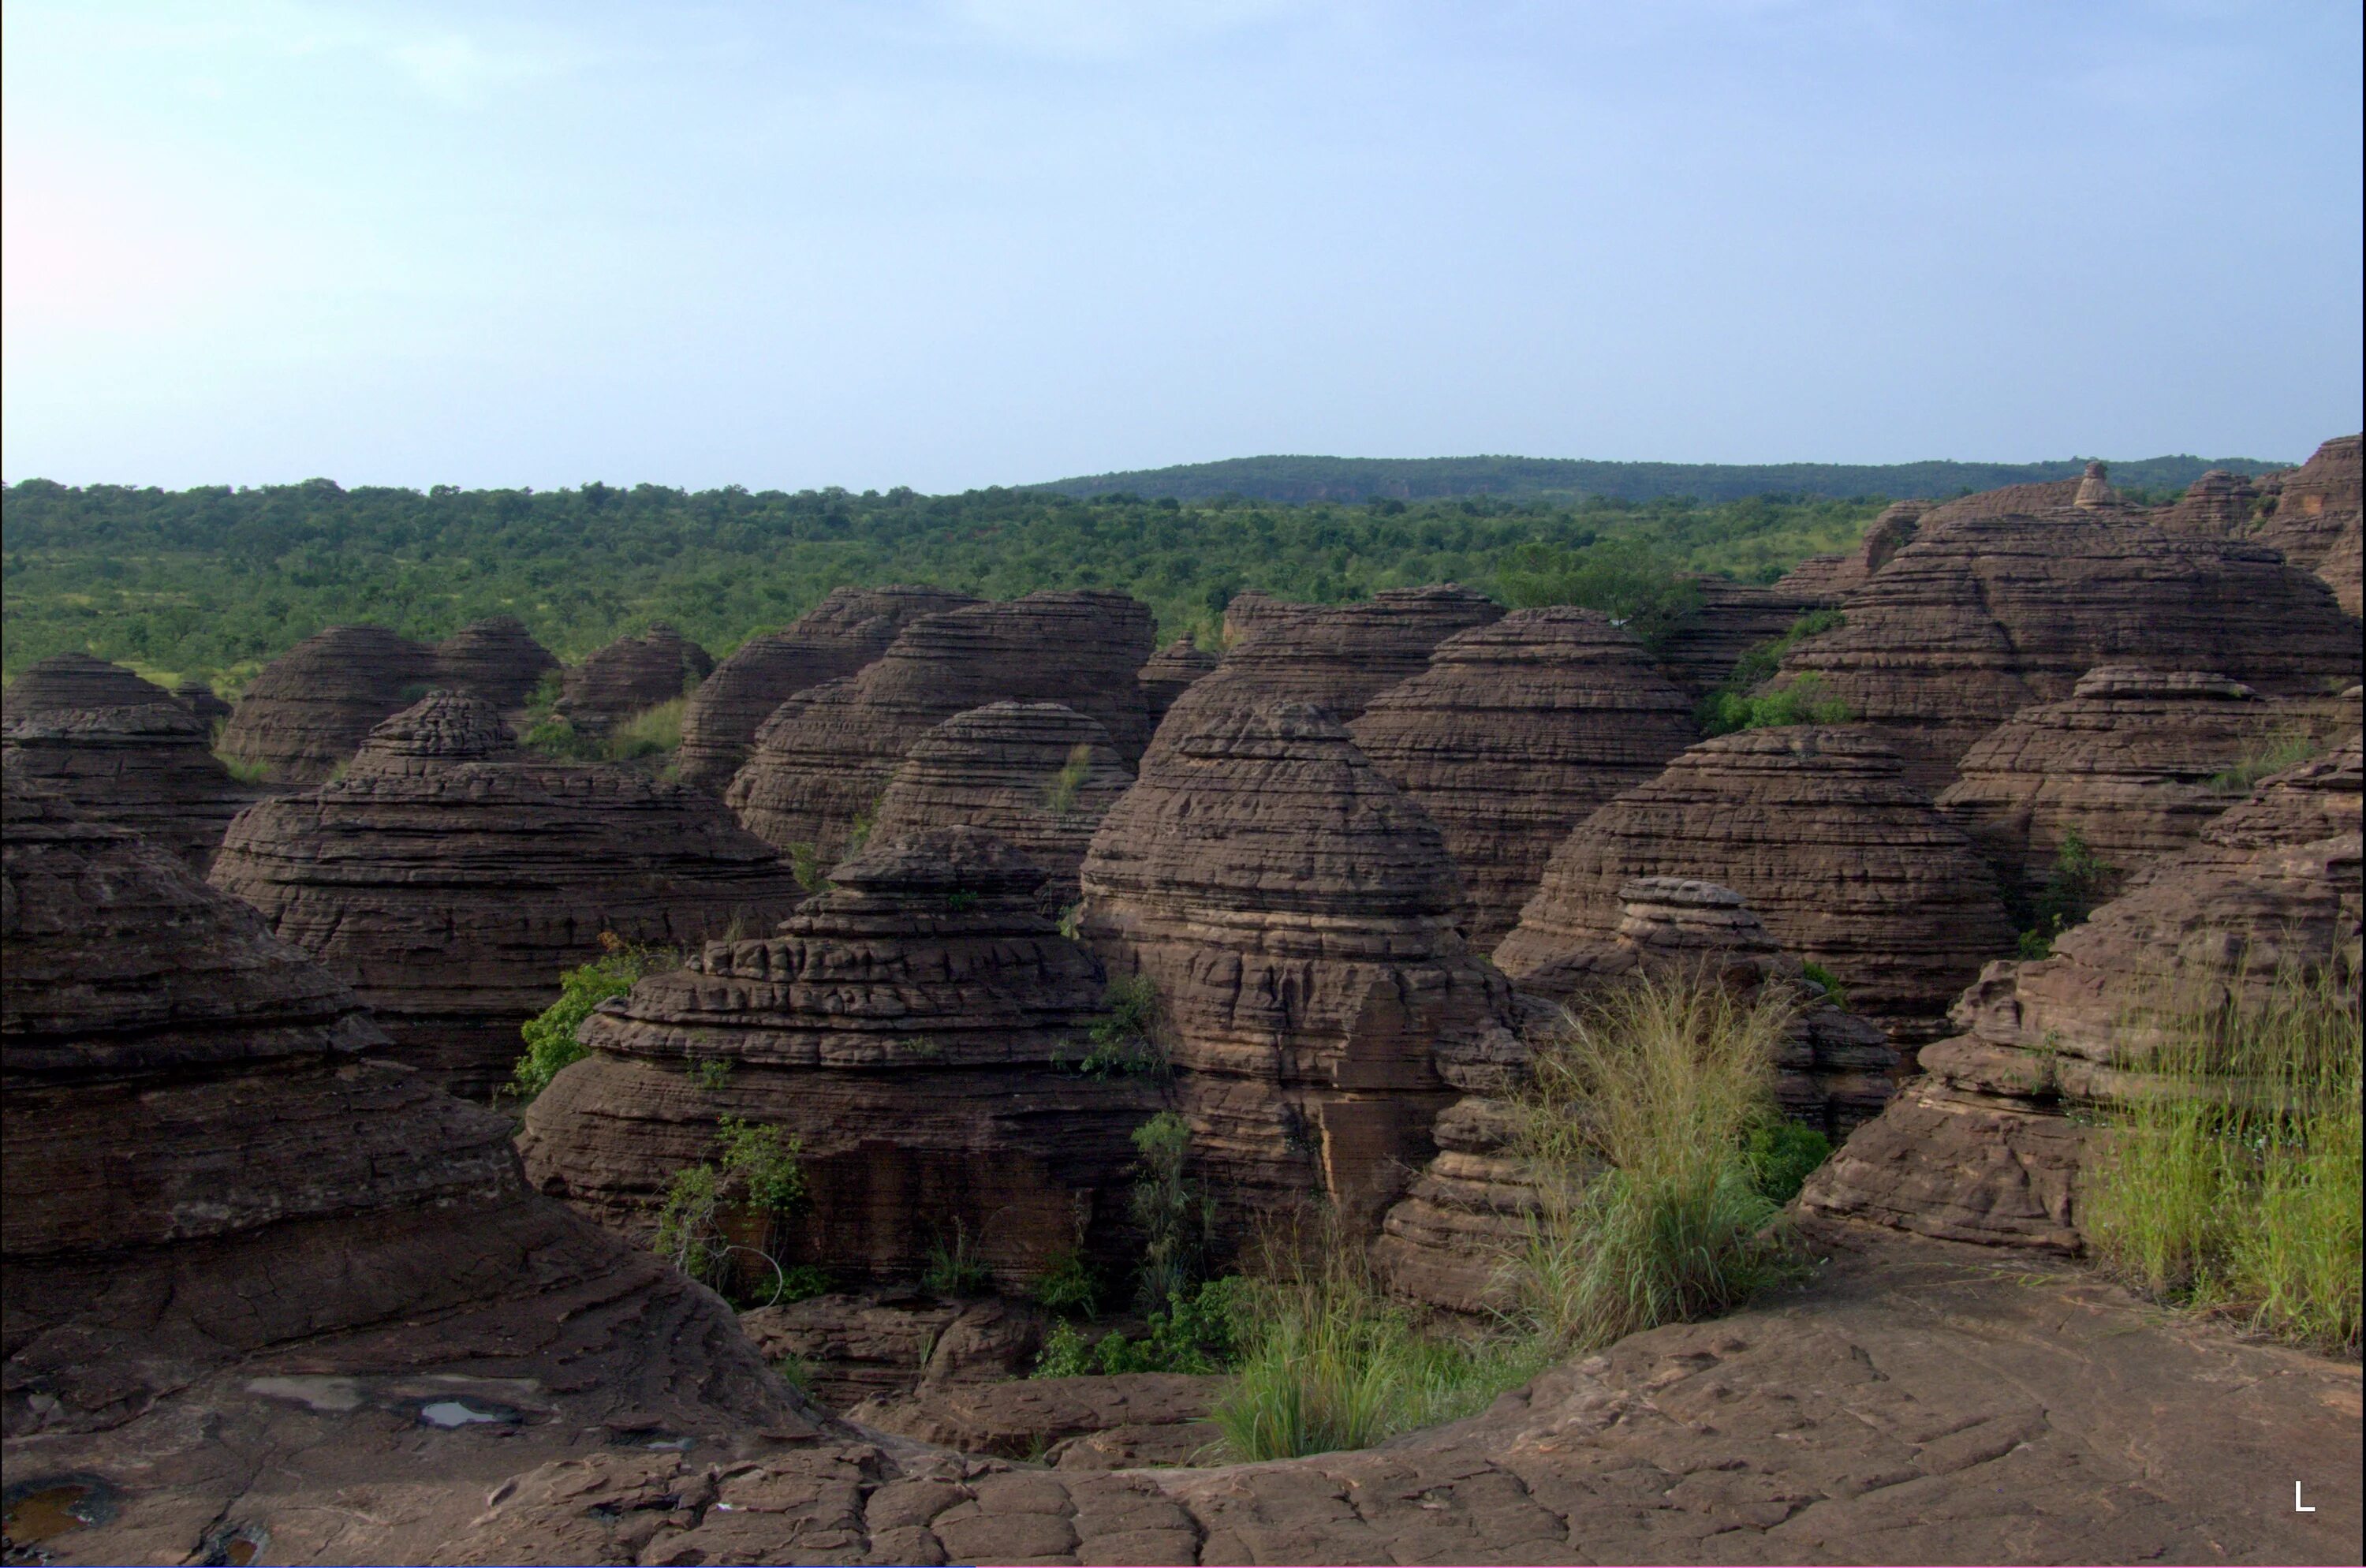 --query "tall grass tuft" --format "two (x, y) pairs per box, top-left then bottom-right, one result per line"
(606, 696), (685, 760)
(1515, 969), (1803, 1350)
(2083, 963), (2361, 1354)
